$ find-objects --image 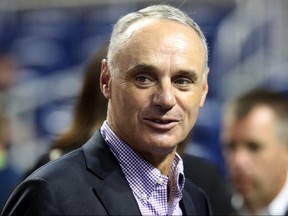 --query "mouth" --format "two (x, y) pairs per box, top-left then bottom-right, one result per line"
(143, 118), (179, 130)
(233, 175), (253, 190)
